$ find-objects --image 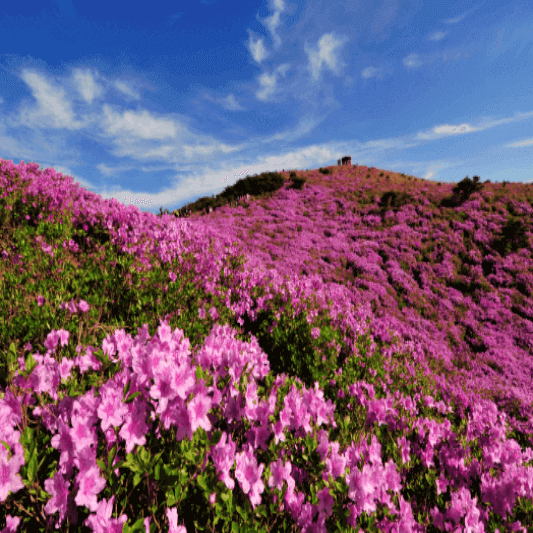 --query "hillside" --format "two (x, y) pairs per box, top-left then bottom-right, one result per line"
(1, 159), (533, 532)
(182, 164), (533, 441)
